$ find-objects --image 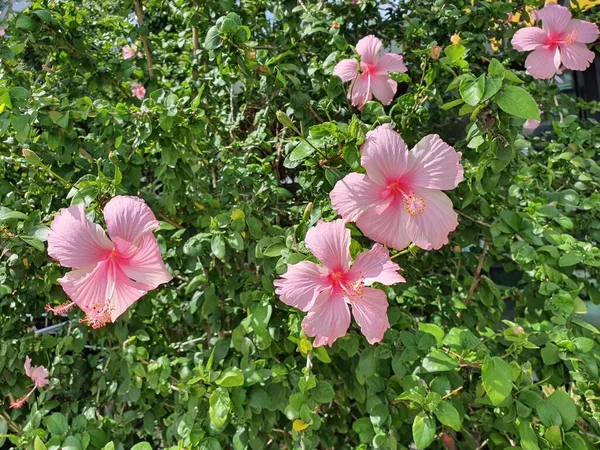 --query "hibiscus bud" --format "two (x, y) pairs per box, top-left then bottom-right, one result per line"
(513, 326), (524, 335)
(303, 202), (313, 222)
(430, 45), (442, 60)
(22, 149), (42, 167)
(109, 151), (118, 165)
(450, 33), (461, 45)
(247, 50), (256, 59)
(453, 245), (461, 254)
(331, 21), (340, 29)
